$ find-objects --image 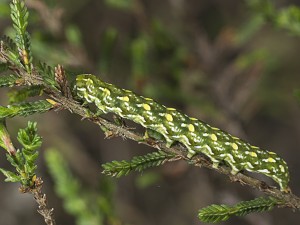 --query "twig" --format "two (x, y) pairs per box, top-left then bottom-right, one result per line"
(21, 177), (56, 225)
